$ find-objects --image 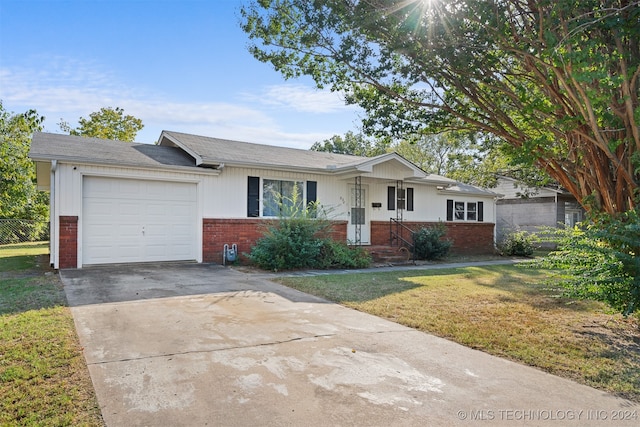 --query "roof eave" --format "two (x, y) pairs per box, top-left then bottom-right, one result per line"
(28, 154), (221, 176)
(437, 188), (501, 197)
